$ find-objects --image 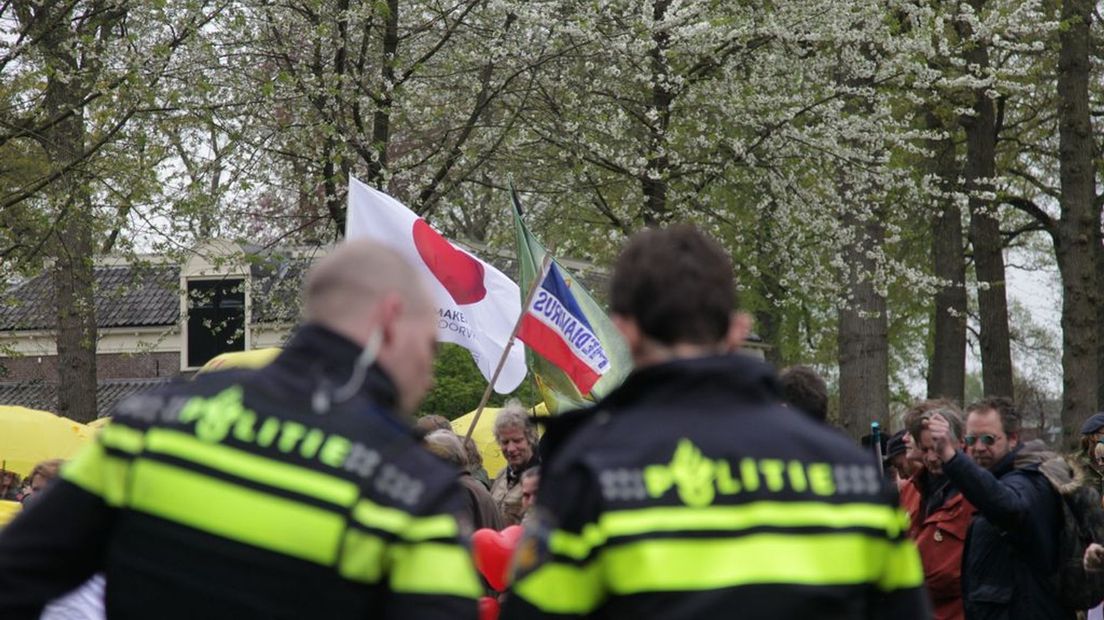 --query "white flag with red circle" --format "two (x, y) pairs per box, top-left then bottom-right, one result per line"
(345, 177), (526, 394)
